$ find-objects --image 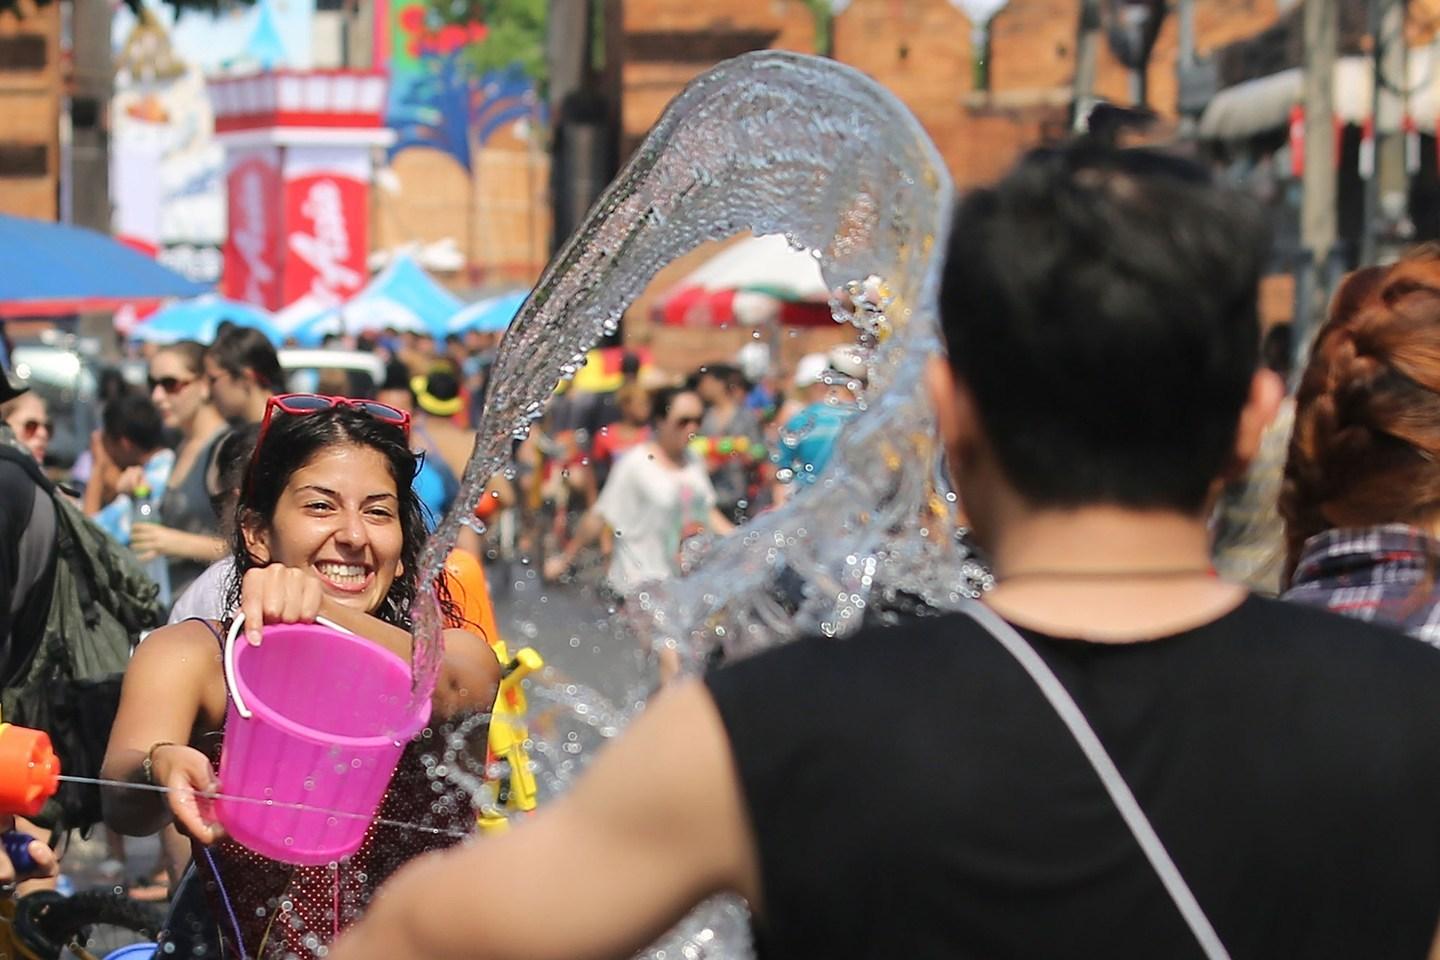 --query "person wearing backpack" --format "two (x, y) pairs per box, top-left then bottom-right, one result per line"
(0, 371), (166, 838)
